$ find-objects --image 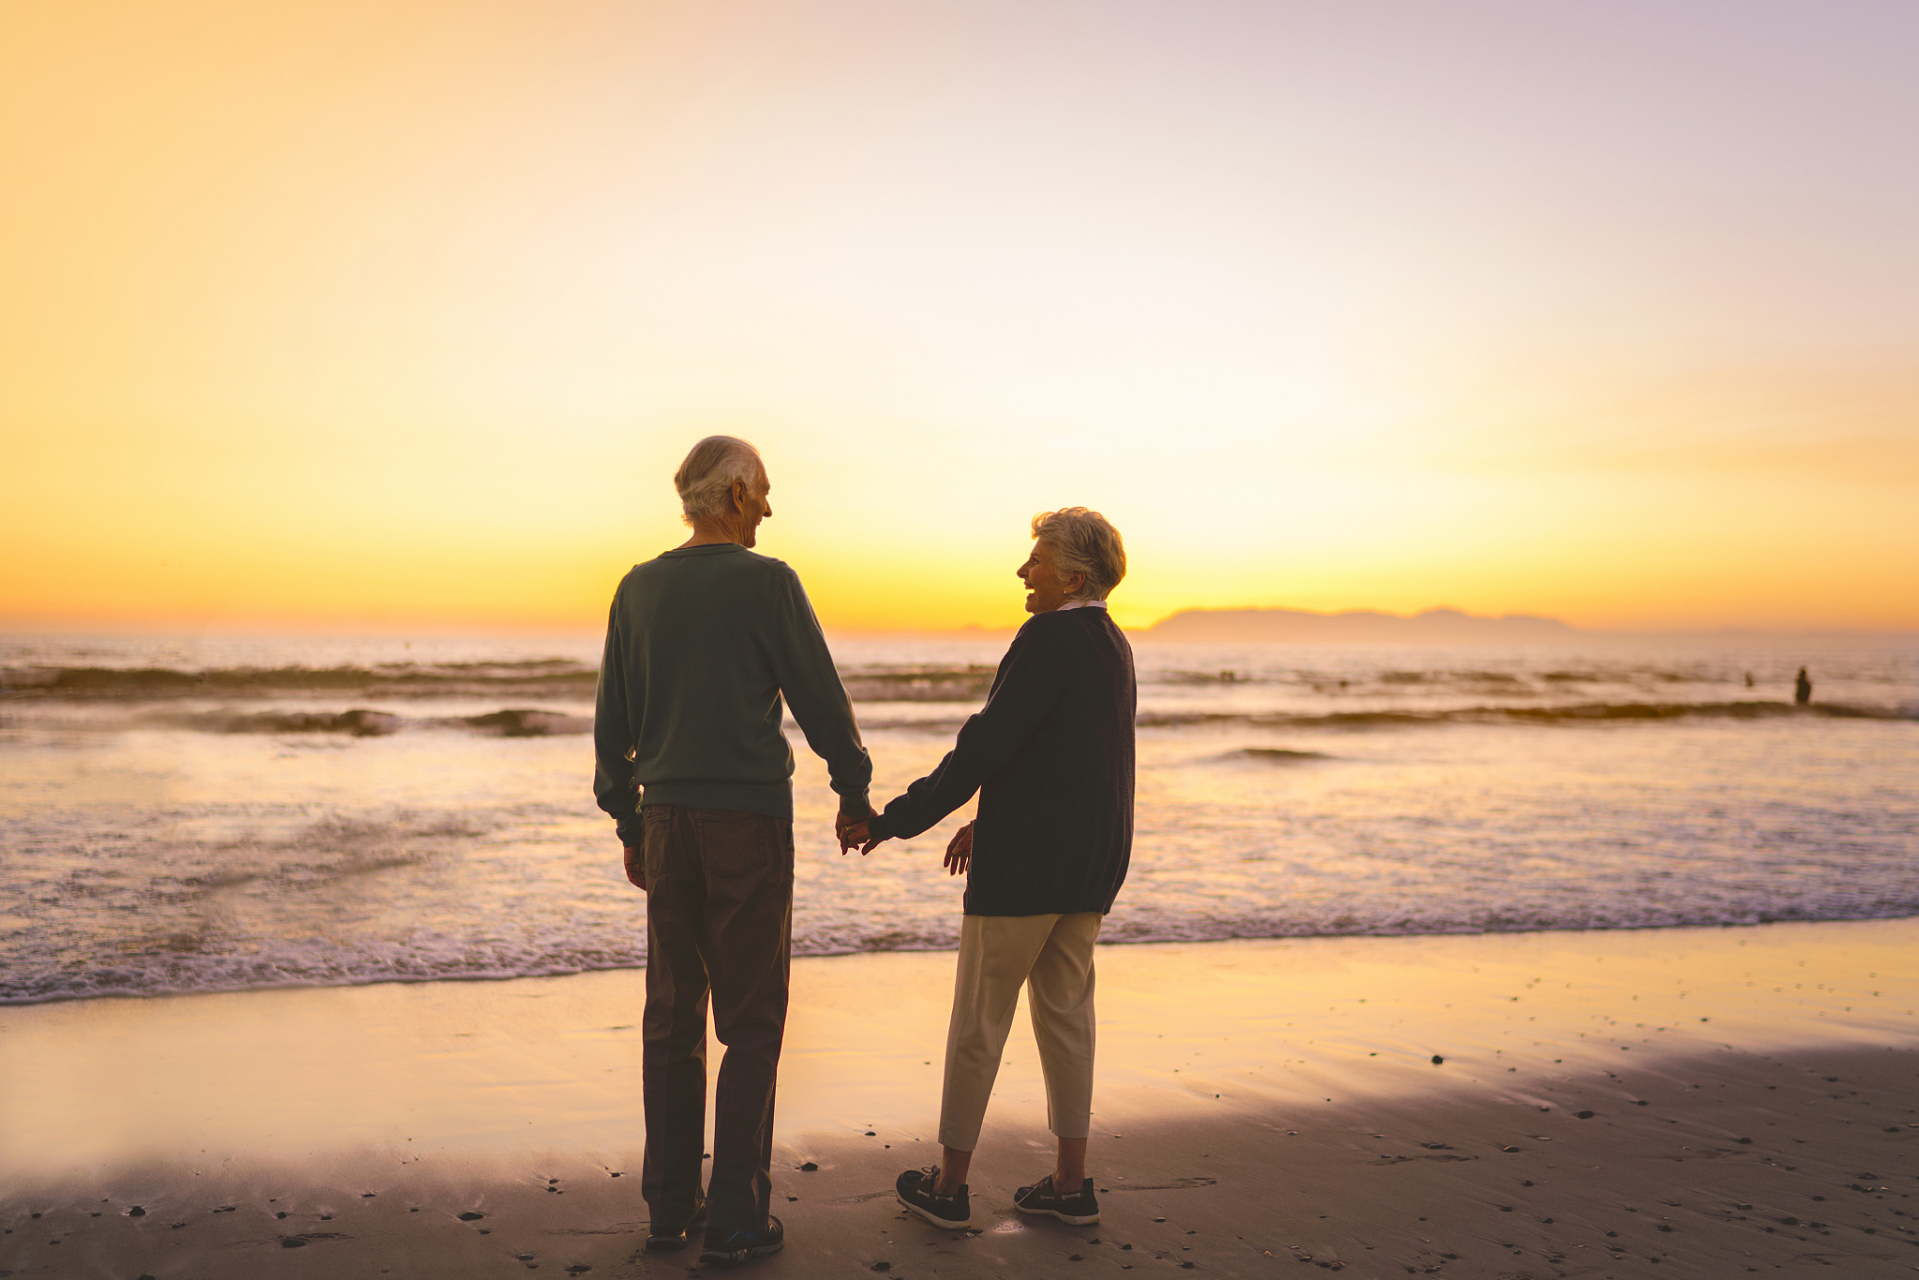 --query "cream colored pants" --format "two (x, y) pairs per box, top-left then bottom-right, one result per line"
(938, 911), (1102, 1152)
